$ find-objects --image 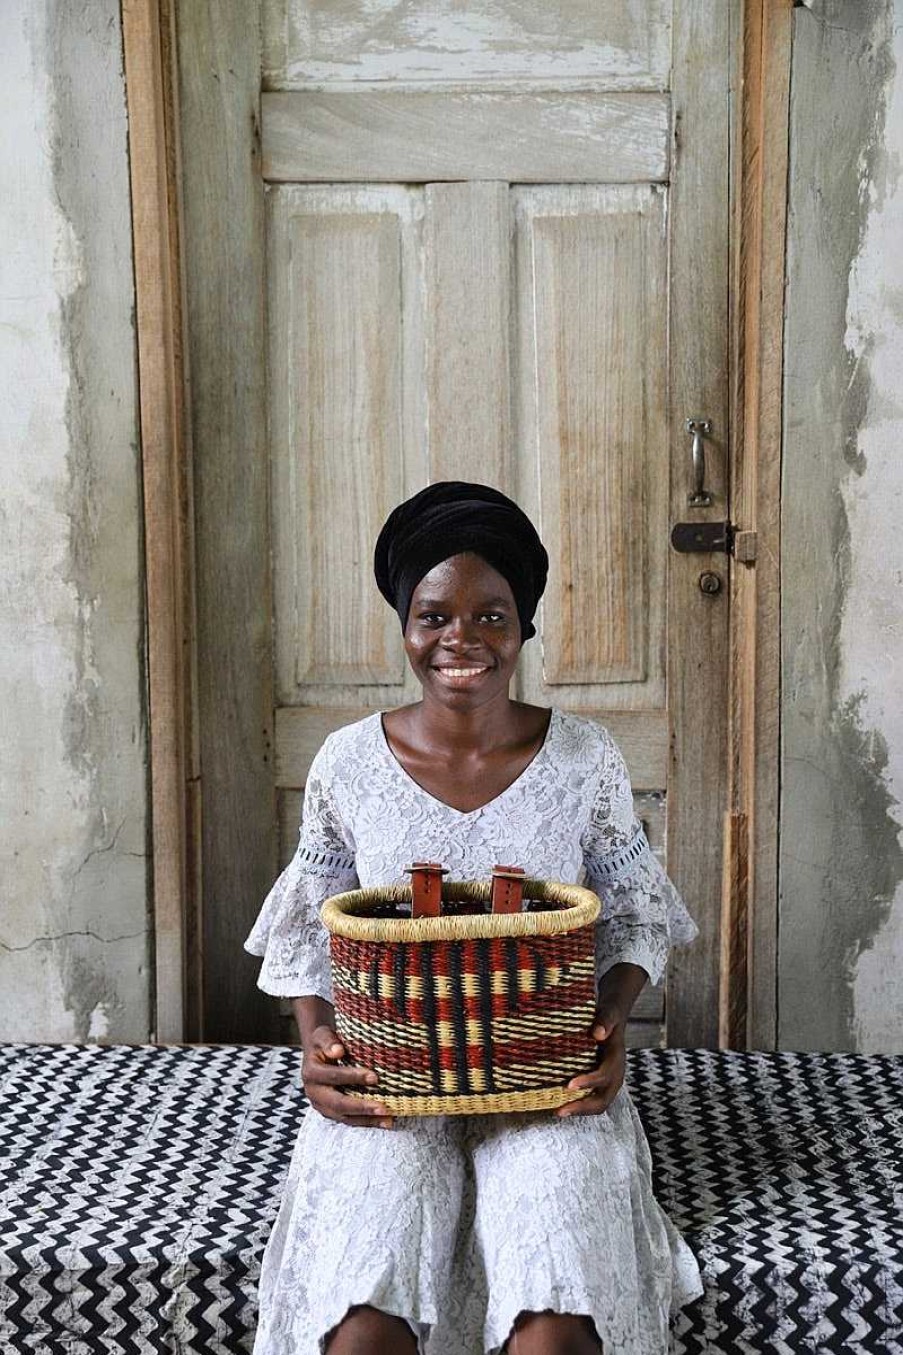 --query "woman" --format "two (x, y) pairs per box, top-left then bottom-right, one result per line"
(245, 482), (703, 1354)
